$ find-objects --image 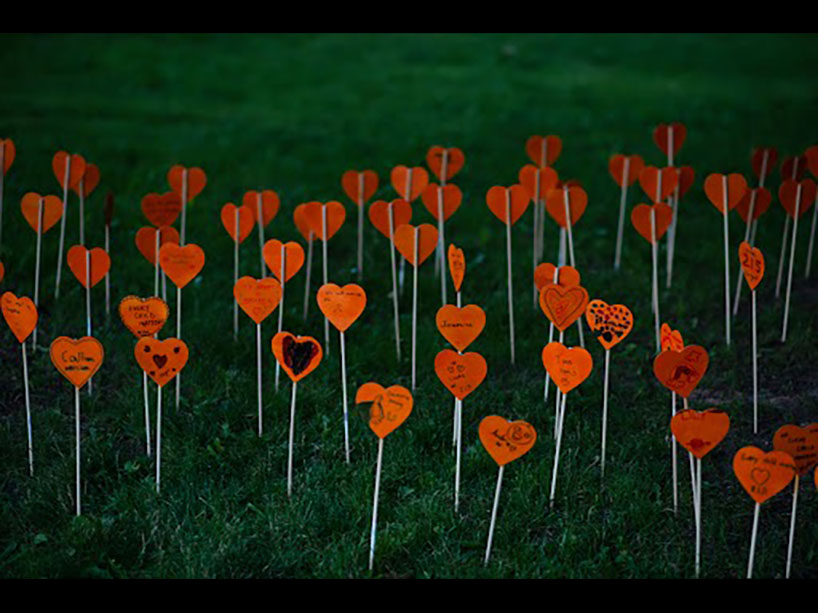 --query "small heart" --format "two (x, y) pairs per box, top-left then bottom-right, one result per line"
(234, 277), (282, 324)
(272, 332), (323, 382)
(534, 263), (580, 292)
(652, 122), (686, 157)
(356, 382), (413, 439)
(20, 193), (63, 234)
(525, 135), (562, 167)
(426, 146), (465, 183)
(341, 170), (378, 204)
(436, 304), (486, 353)
(660, 323), (684, 352)
(52, 151), (86, 190)
(135, 226), (179, 265)
(159, 243), (205, 289)
(670, 409), (730, 459)
(519, 165), (559, 201)
(421, 184), (461, 221)
(243, 190), (280, 227)
(1, 291), (38, 343)
(434, 349), (487, 401)
(301, 201), (346, 241)
(735, 187), (772, 224)
(704, 173), (748, 213)
(390, 165), (429, 201)
(262, 240), (304, 283)
(316, 283), (367, 332)
(135, 337), (188, 387)
(118, 295), (170, 338)
(653, 345), (710, 399)
(733, 447), (796, 504)
(141, 192), (182, 227)
(545, 186), (587, 228)
(738, 241), (765, 290)
(50, 336), (104, 389)
(779, 179), (817, 219)
(773, 425), (818, 476)
(220, 203), (256, 243)
(167, 165), (206, 201)
(66, 246), (110, 289)
(539, 284), (589, 332)
(639, 166), (679, 202)
(479, 415), (537, 466)
(393, 223), (438, 266)
(631, 202), (673, 243)
(541, 342), (593, 394)
(447, 244), (466, 293)
(486, 185), (531, 225)
(584, 299), (634, 350)
(609, 154), (645, 187)
(369, 199), (412, 239)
